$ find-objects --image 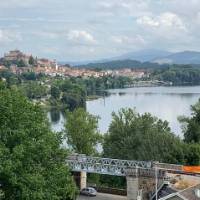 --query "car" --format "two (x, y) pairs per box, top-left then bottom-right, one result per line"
(80, 187), (97, 197)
